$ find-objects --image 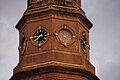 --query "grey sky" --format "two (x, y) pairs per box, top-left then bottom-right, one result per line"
(0, 0), (120, 80)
